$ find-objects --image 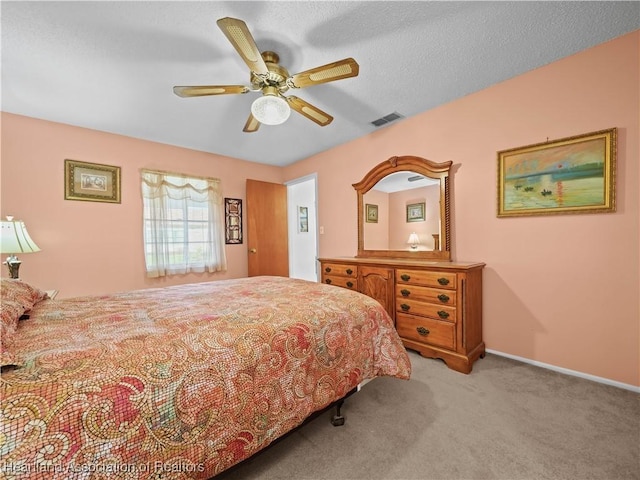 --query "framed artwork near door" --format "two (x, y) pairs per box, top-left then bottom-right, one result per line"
(224, 198), (243, 244)
(298, 206), (309, 233)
